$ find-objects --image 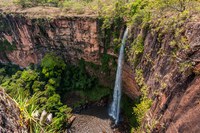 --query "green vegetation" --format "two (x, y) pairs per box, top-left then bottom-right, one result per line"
(12, 0), (118, 14)
(121, 1), (200, 131)
(4, 0), (200, 20)
(100, 54), (112, 73)
(1, 54), (72, 132)
(0, 63), (20, 84)
(0, 53), (110, 132)
(121, 95), (139, 128)
(131, 69), (152, 132)
(84, 86), (110, 101)
(1, 0), (200, 132)
(128, 34), (144, 67)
